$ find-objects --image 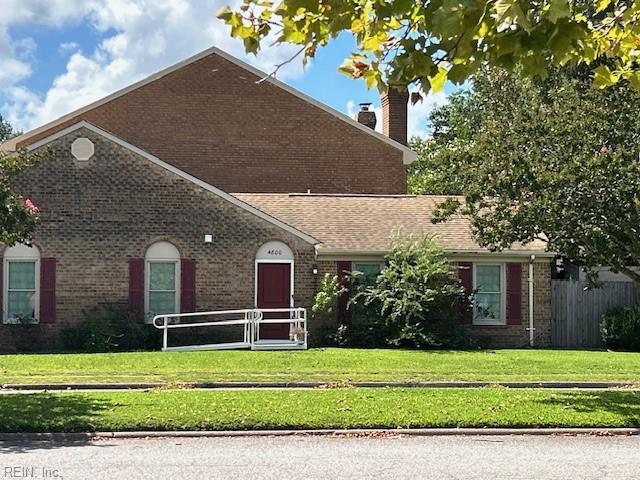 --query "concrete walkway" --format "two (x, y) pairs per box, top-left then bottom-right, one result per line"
(2, 380), (638, 392)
